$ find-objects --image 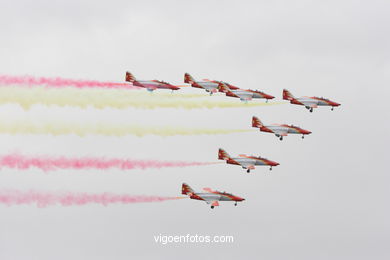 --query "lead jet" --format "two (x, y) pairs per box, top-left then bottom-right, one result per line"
(218, 82), (274, 102)
(218, 148), (279, 173)
(125, 71), (180, 92)
(252, 116), (312, 141)
(181, 183), (245, 209)
(184, 73), (235, 95)
(283, 89), (340, 112)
